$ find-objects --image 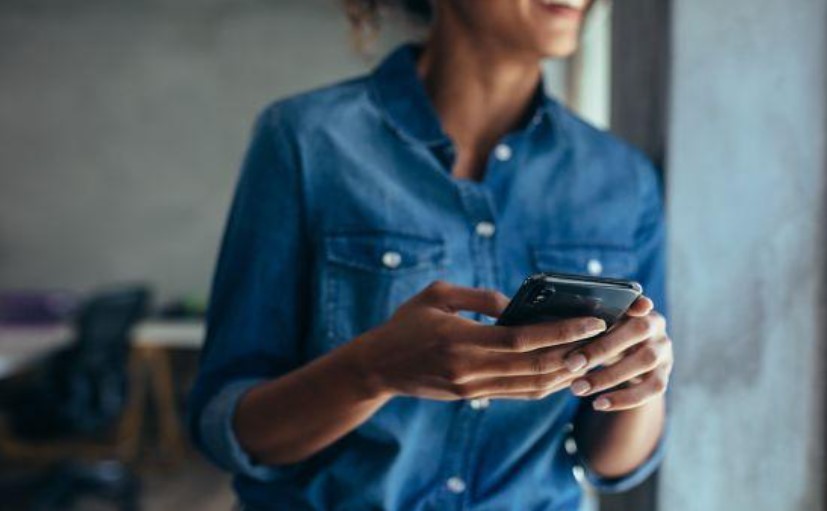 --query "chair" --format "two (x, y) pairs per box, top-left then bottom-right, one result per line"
(0, 285), (151, 511)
